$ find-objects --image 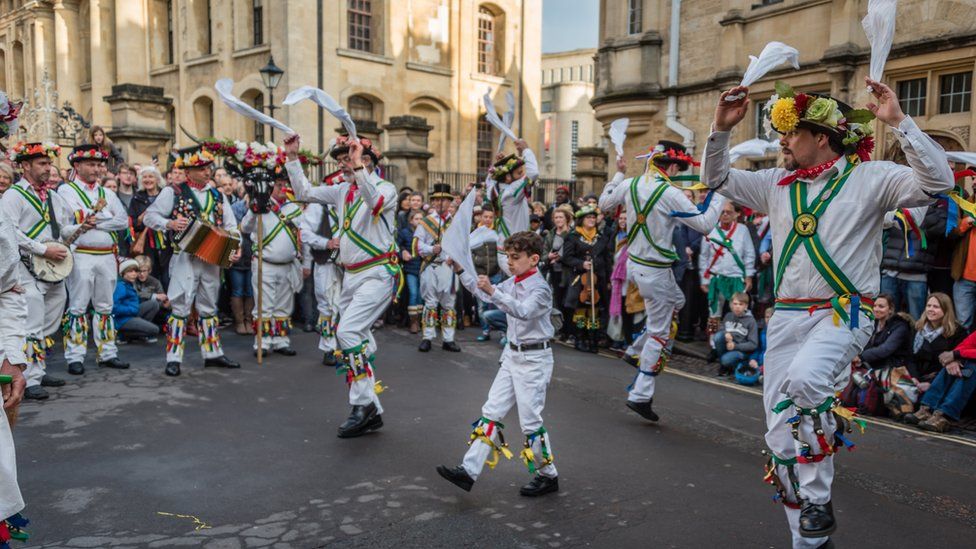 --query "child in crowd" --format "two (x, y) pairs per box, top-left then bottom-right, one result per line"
(437, 231), (560, 497)
(738, 306), (773, 386)
(113, 259), (162, 343)
(712, 292), (758, 376)
(133, 255), (169, 325)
